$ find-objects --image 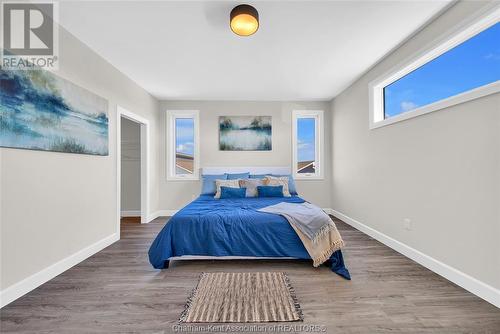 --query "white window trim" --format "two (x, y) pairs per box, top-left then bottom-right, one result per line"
(166, 110), (200, 181)
(292, 110), (324, 180)
(369, 5), (500, 130)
